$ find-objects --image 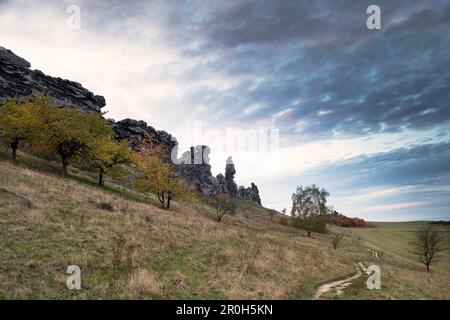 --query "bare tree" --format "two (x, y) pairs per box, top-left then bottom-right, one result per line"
(332, 234), (344, 250)
(412, 226), (446, 272)
(212, 193), (237, 223)
(268, 209), (277, 221)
